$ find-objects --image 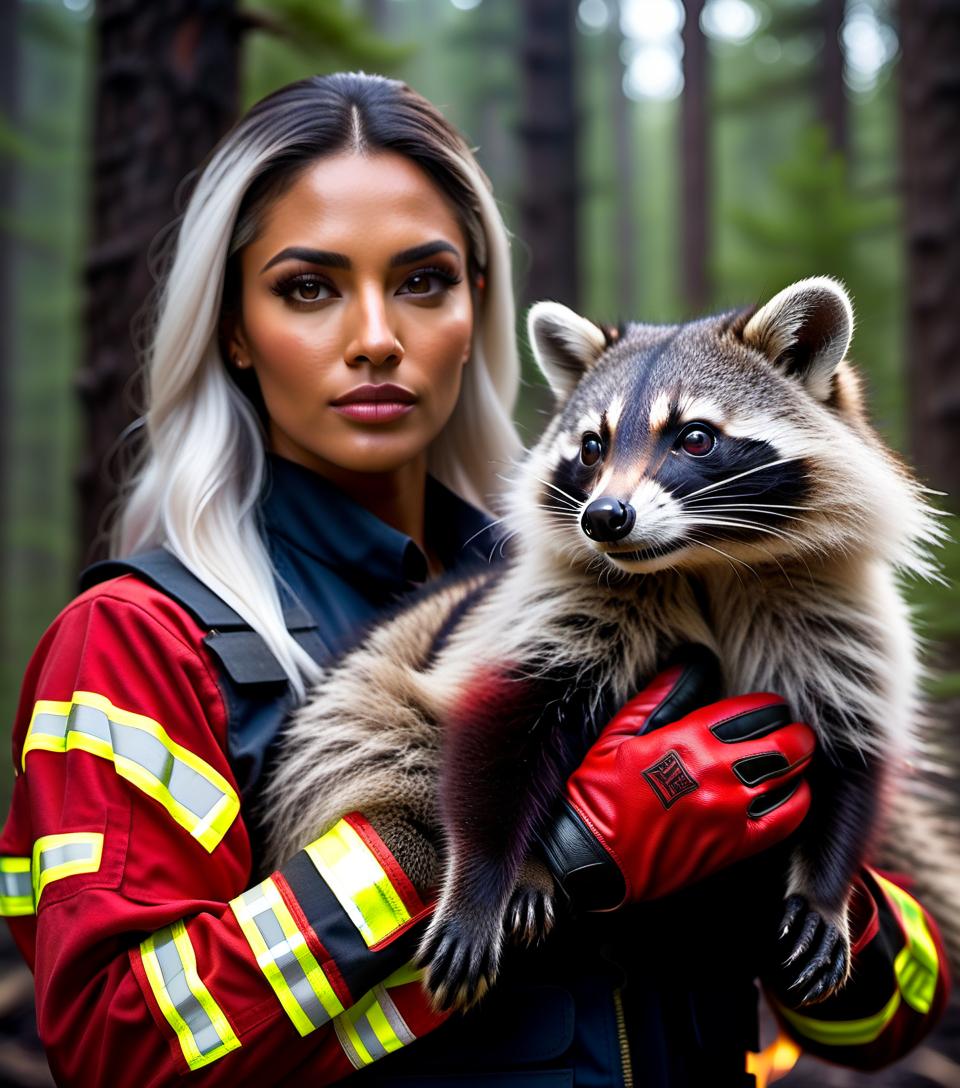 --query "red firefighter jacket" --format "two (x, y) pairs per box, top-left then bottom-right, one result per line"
(0, 573), (951, 1085)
